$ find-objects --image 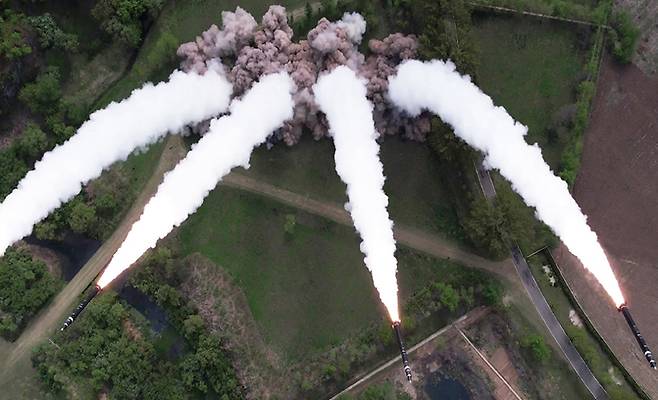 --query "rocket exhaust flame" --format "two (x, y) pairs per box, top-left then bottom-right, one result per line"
(313, 66), (401, 322)
(97, 72), (294, 288)
(60, 284), (101, 331)
(388, 60), (625, 307)
(392, 321), (413, 382)
(618, 304), (656, 369)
